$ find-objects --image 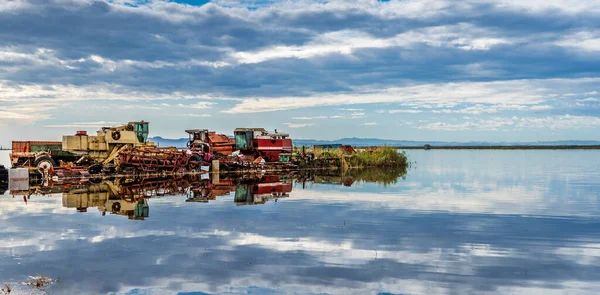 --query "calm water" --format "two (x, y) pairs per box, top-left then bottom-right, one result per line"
(1, 150), (600, 294)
